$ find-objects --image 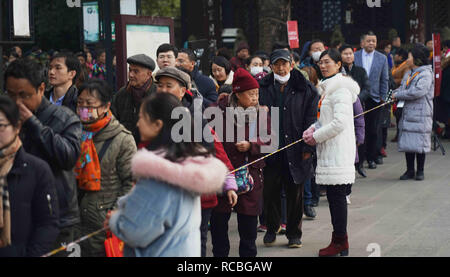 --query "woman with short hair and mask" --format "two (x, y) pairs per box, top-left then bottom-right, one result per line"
(245, 55), (268, 81)
(300, 40), (326, 80)
(75, 79), (136, 256)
